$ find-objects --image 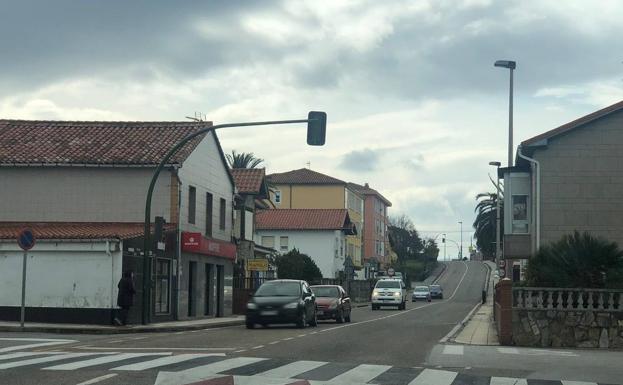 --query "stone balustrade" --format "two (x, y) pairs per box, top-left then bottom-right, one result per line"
(513, 287), (623, 312)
